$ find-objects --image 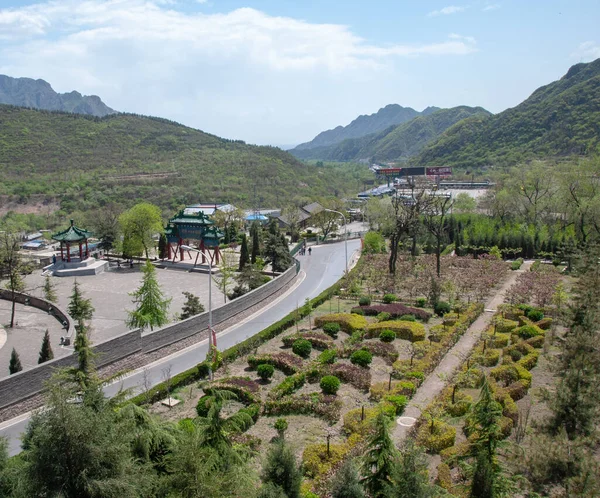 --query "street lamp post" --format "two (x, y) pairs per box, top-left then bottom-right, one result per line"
(324, 209), (348, 276)
(181, 245), (214, 380)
